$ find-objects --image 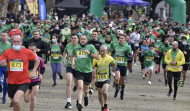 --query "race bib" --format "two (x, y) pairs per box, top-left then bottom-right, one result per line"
(97, 74), (107, 82)
(146, 56), (153, 61)
(77, 50), (88, 58)
(46, 38), (50, 42)
(155, 47), (159, 51)
(10, 59), (23, 71)
(29, 70), (39, 79)
(116, 56), (124, 63)
(171, 65), (178, 69)
(51, 52), (59, 59)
